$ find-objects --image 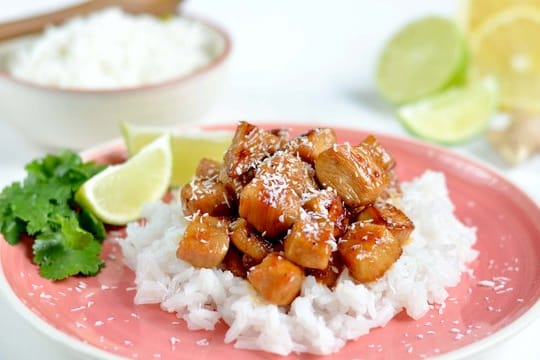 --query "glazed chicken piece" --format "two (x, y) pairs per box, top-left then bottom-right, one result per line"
(270, 128), (291, 148)
(195, 158), (222, 179)
(223, 121), (282, 183)
(305, 253), (344, 287)
(315, 142), (391, 208)
(378, 170), (402, 200)
(221, 245), (247, 278)
(284, 211), (334, 270)
(238, 152), (314, 238)
(177, 215), (230, 268)
(302, 188), (348, 237)
(357, 203), (414, 245)
(247, 253), (305, 305)
(180, 176), (235, 217)
(230, 218), (272, 262)
(242, 253), (259, 270)
(286, 128), (337, 164)
(257, 151), (316, 196)
(239, 176), (300, 238)
(338, 222), (402, 283)
(357, 135), (395, 171)
(218, 169), (245, 199)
